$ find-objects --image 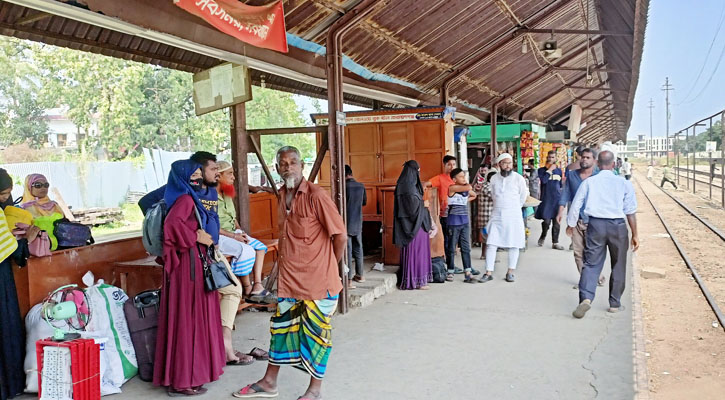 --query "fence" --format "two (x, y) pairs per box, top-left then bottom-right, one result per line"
(1, 148), (264, 210)
(669, 109), (725, 207)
